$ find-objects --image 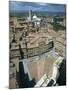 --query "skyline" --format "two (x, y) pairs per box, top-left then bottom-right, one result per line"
(9, 1), (66, 13)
